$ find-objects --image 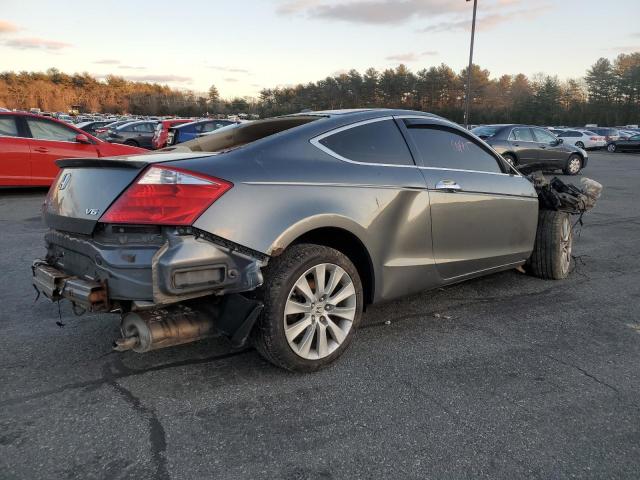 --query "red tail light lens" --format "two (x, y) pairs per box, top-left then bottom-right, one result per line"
(101, 166), (232, 225)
